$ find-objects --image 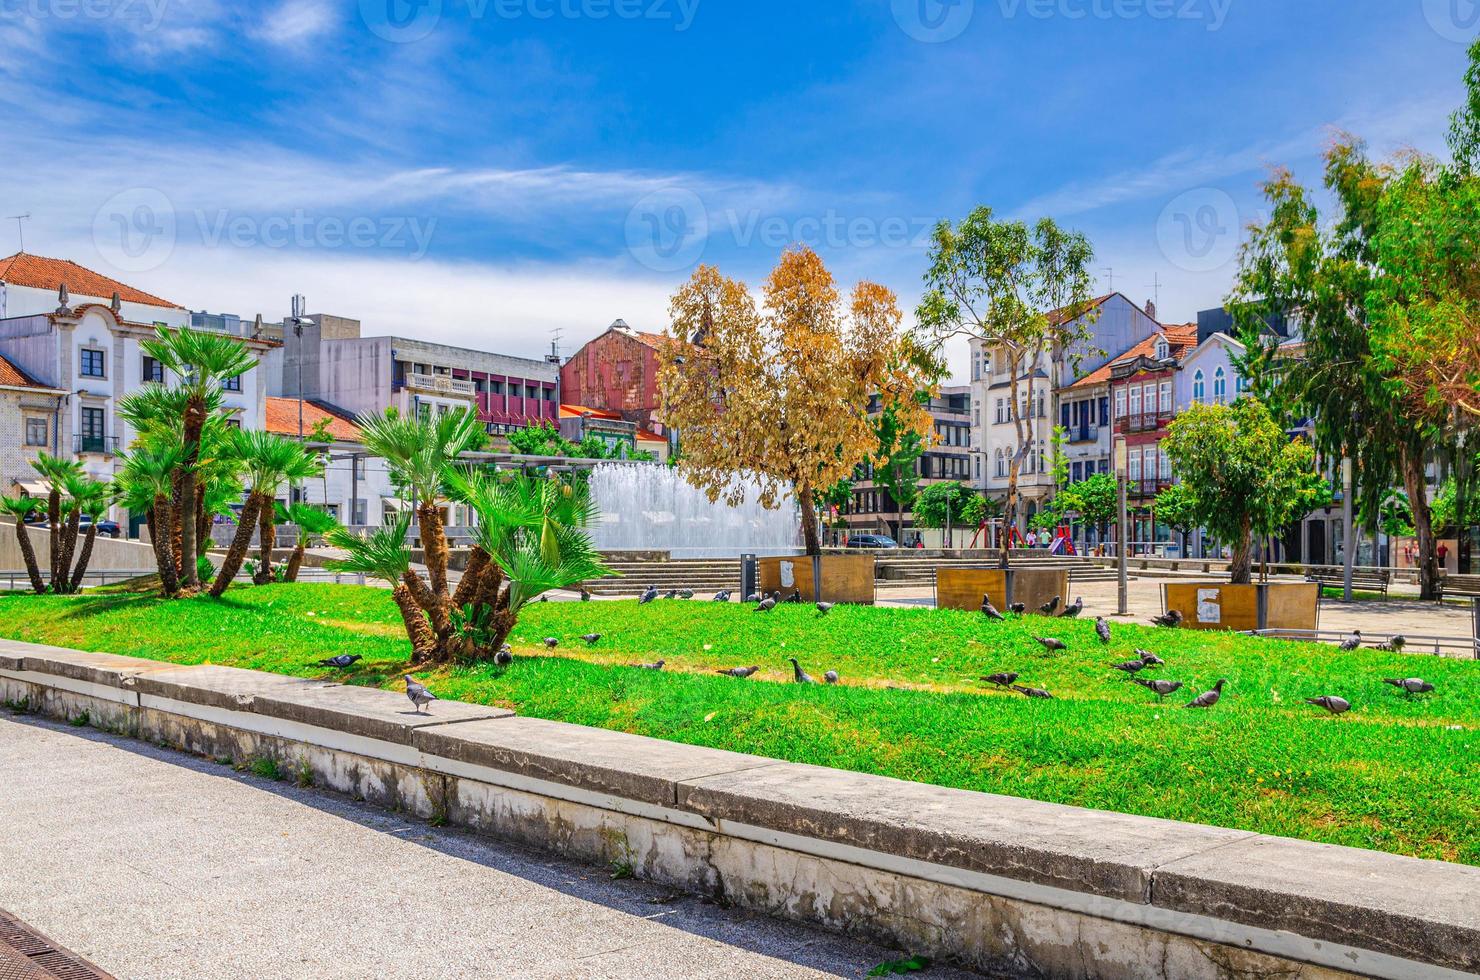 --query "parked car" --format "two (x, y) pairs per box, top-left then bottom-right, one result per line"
(846, 533), (899, 549)
(23, 514), (120, 538)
